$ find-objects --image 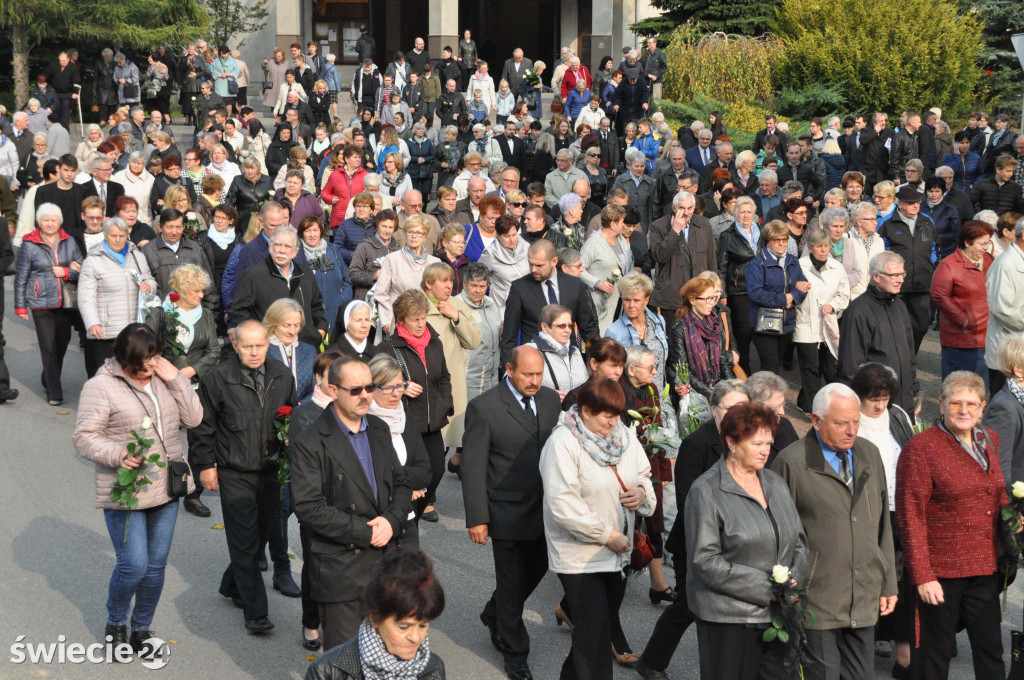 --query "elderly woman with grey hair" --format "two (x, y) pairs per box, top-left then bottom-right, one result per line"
(459, 263), (501, 401)
(612, 146), (656, 232)
(557, 192), (587, 250)
(745, 370), (800, 465)
(14, 203), (84, 405)
(113, 52), (141, 105)
(846, 201), (886, 299)
(112, 150), (157, 224)
(815, 206), (862, 292)
(77, 217), (157, 378)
